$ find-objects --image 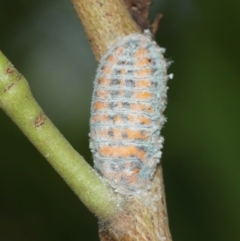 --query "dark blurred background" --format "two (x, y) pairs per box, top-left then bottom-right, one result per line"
(0, 0), (240, 240)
